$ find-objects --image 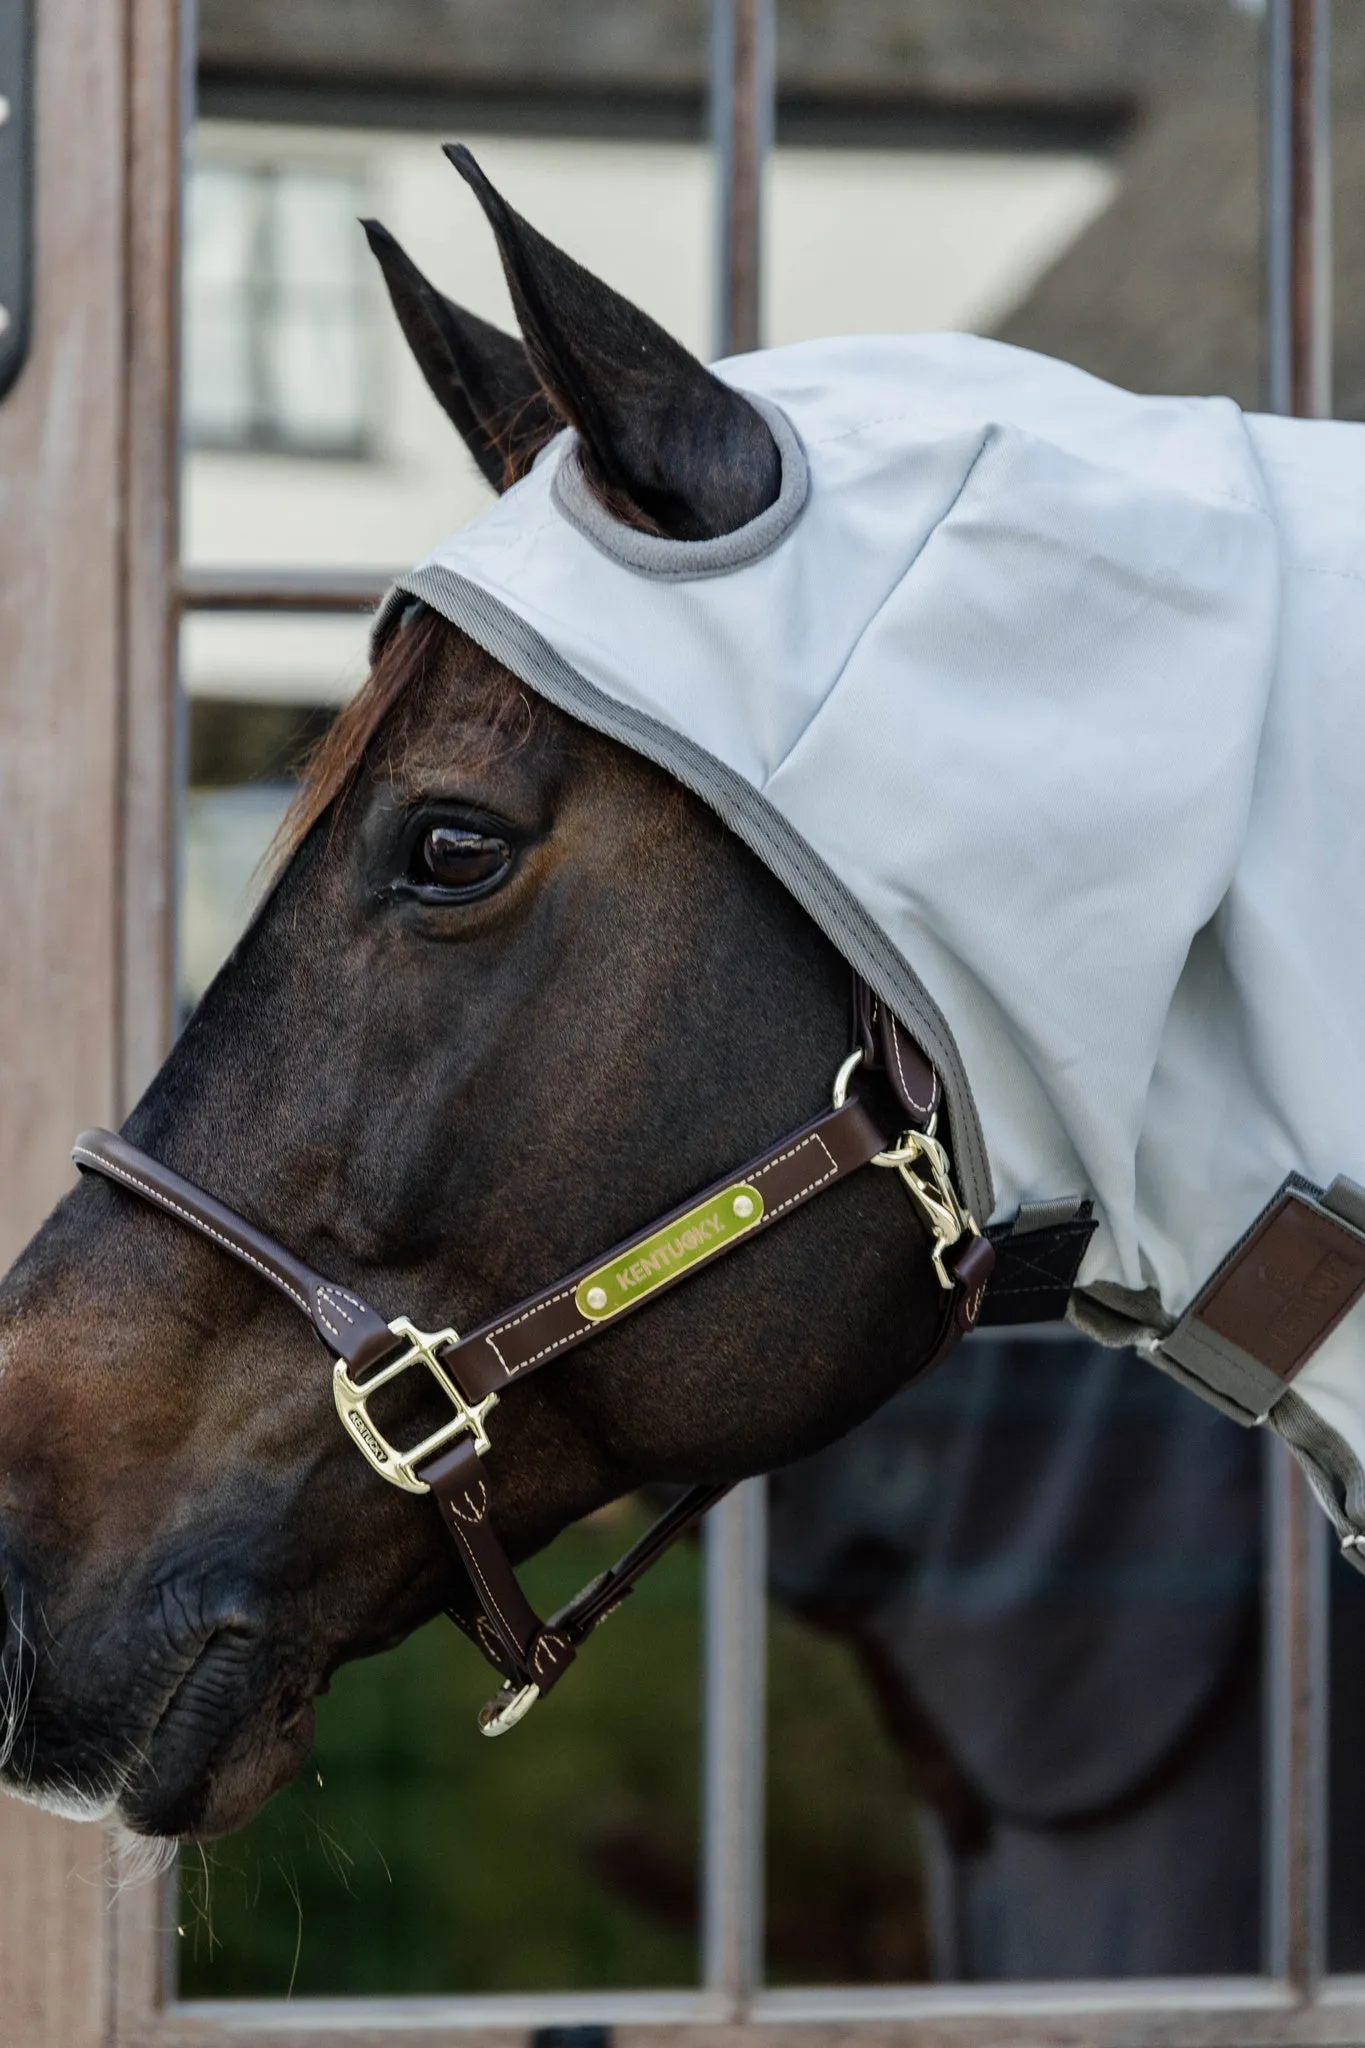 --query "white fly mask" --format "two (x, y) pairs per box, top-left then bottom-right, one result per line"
(375, 330), (1365, 1562)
